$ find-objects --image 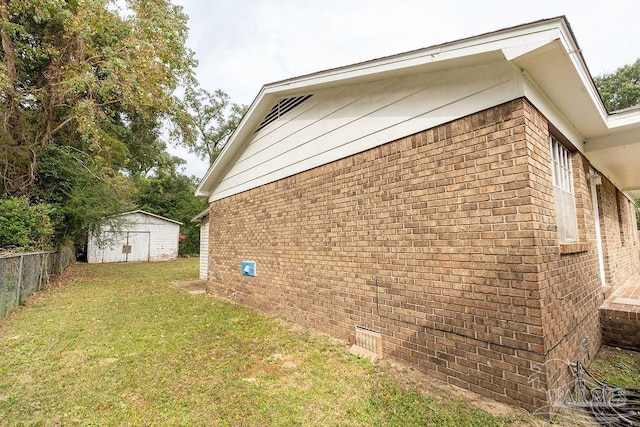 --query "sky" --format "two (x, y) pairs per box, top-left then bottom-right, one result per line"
(167, 0), (640, 179)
